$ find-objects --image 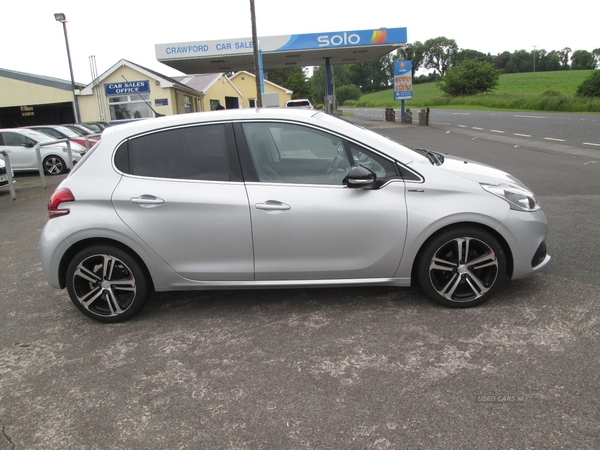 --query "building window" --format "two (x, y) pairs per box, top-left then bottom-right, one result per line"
(249, 99), (256, 108)
(184, 95), (193, 113)
(108, 94), (153, 120)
